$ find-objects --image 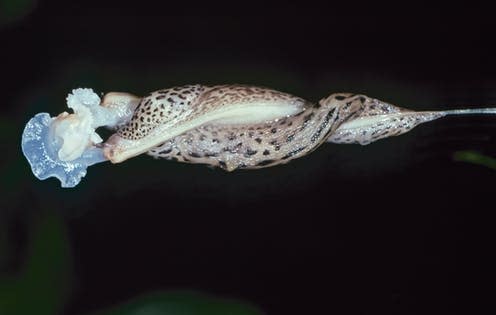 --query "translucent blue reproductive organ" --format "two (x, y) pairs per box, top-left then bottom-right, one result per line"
(21, 89), (110, 188)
